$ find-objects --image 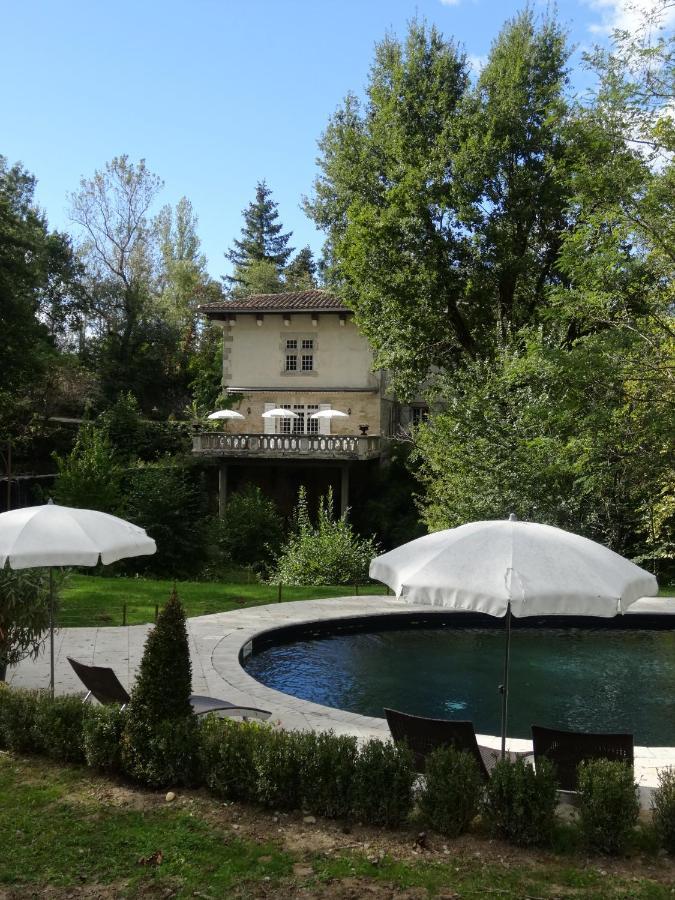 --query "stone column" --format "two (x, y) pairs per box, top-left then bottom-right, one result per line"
(340, 464), (350, 517)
